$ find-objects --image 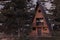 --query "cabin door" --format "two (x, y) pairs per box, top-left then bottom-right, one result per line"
(37, 27), (41, 37)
